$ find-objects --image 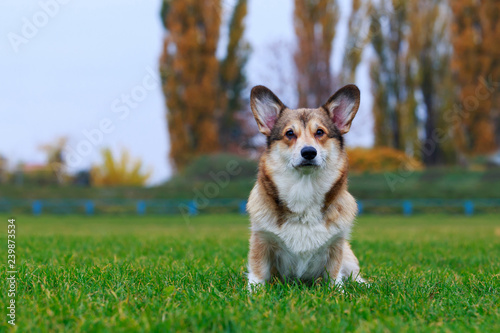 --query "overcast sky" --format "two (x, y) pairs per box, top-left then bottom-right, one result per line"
(0, 0), (373, 185)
